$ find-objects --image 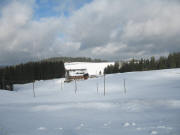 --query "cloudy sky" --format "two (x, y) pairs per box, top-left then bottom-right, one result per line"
(0, 0), (180, 65)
